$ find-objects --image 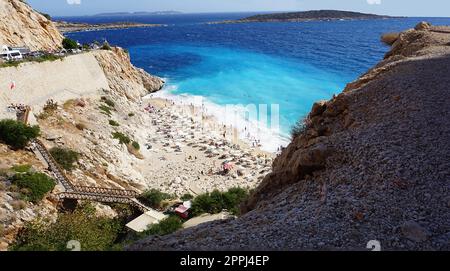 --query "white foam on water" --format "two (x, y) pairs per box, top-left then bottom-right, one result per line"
(144, 84), (291, 153)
